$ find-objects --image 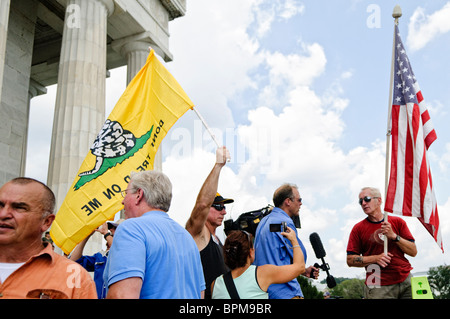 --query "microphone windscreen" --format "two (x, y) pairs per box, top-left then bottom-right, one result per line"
(326, 275), (336, 288)
(309, 232), (326, 259)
